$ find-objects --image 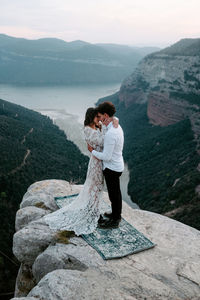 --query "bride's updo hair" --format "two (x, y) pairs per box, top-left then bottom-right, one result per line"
(84, 107), (98, 126)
